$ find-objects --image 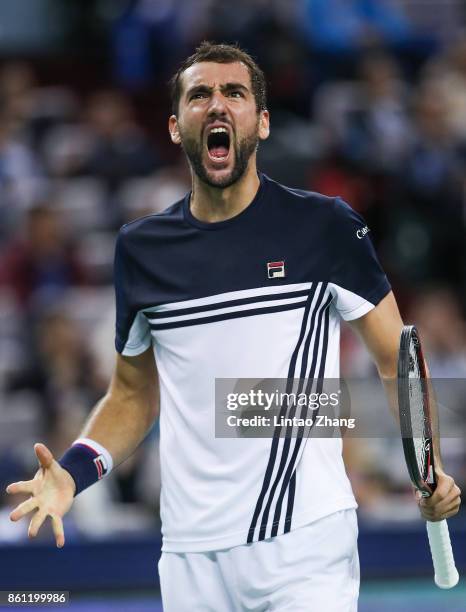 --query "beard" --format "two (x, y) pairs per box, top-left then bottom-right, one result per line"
(179, 124), (259, 189)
